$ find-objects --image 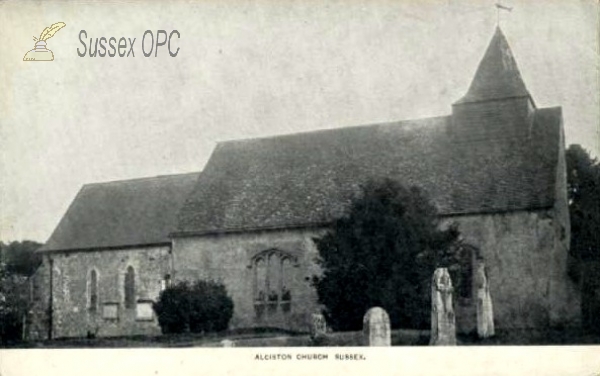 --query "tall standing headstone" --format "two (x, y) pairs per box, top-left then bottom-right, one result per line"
(310, 313), (327, 340)
(362, 307), (391, 346)
(475, 261), (495, 338)
(430, 268), (456, 346)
